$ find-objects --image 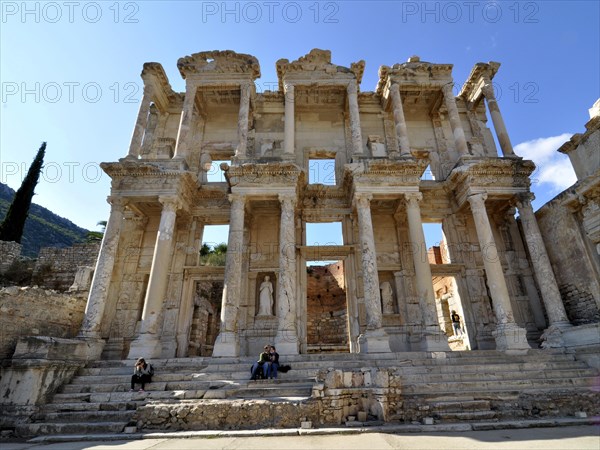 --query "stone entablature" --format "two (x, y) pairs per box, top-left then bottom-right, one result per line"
(77, 49), (577, 360)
